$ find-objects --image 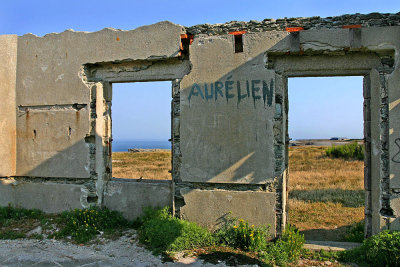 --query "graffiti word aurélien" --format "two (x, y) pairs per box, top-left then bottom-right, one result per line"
(188, 76), (274, 108)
